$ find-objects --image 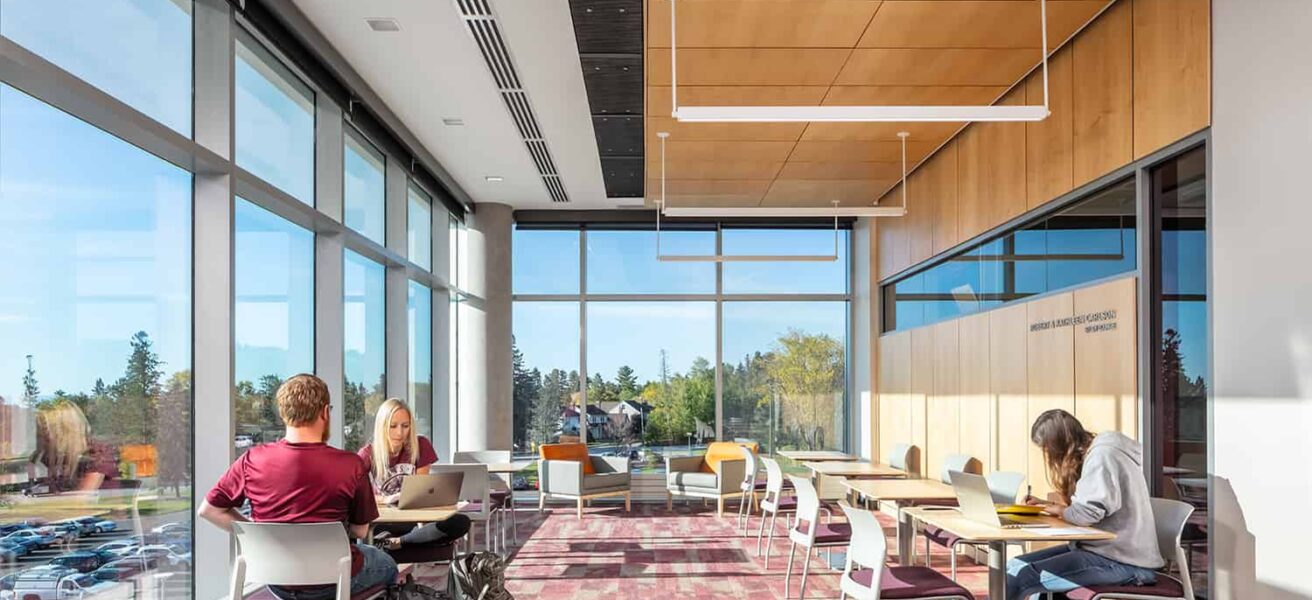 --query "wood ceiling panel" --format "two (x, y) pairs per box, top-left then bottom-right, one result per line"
(646, 117), (807, 142)
(648, 86), (830, 111)
(646, 140), (798, 163)
(859, 1), (1109, 49)
(646, 160), (785, 180)
(645, 179), (771, 205)
(648, 0), (882, 48)
(647, 48), (852, 86)
(789, 140), (937, 163)
(823, 85), (1007, 106)
(776, 161), (903, 180)
(762, 179), (900, 206)
(836, 48), (1039, 86)
(800, 121), (961, 142)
